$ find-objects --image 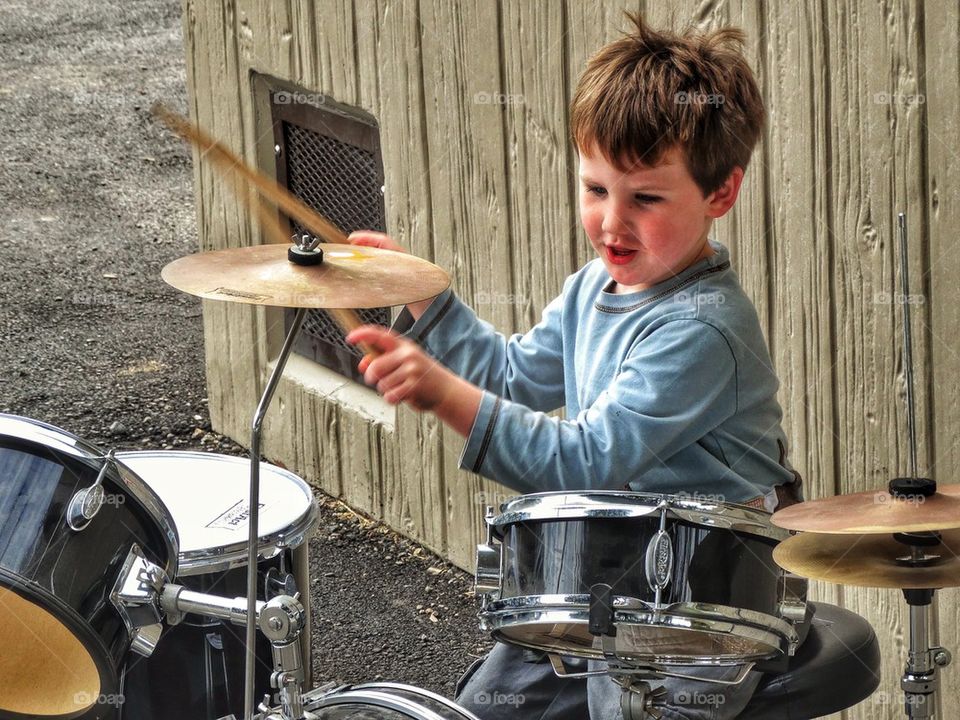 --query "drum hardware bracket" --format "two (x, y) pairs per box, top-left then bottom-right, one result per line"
(159, 583), (267, 627)
(776, 572), (809, 633)
(260, 594), (309, 720)
(619, 681), (667, 720)
(265, 535), (301, 601)
(66, 448), (115, 531)
(589, 583), (617, 638)
(110, 544), (168, 657)
(547, 652), (756, 686)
